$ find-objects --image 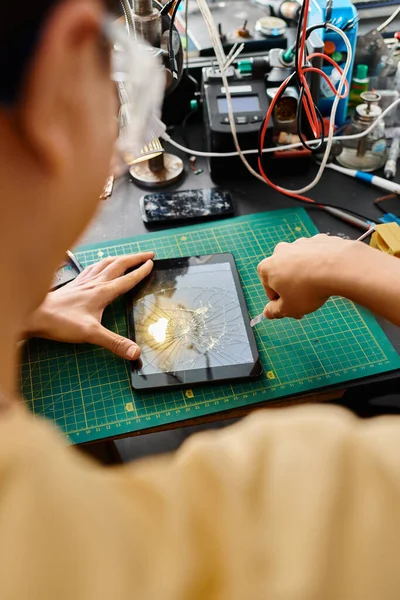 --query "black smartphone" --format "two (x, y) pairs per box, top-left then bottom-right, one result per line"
(139, 188), (234, 225)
